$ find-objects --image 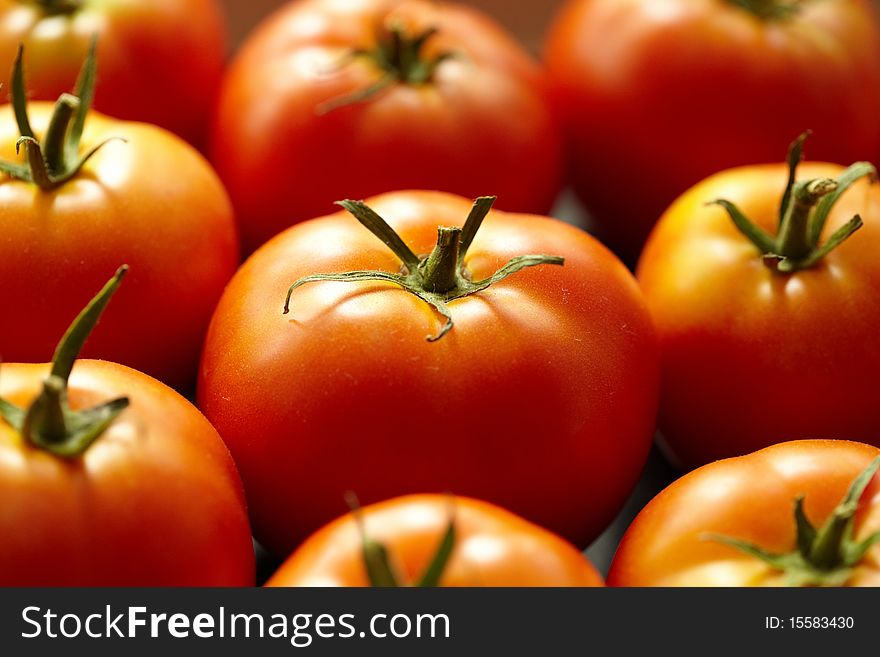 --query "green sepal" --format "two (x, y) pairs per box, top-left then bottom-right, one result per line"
(415, 517), (456, 587)
(318, 22), (457, 113)
(707, 457), (880, 586)
(810, 162), (875, 244)
(793, 496), (816, 559)
(778, 131), (810, 229)
(0, 39), (120, 191)
(0, 266), (131, 459)
(0, 395), (25, 431)
(346, 492), (458, 588)
(713, 134), (875, 274)
(284, 197), (564, 341)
